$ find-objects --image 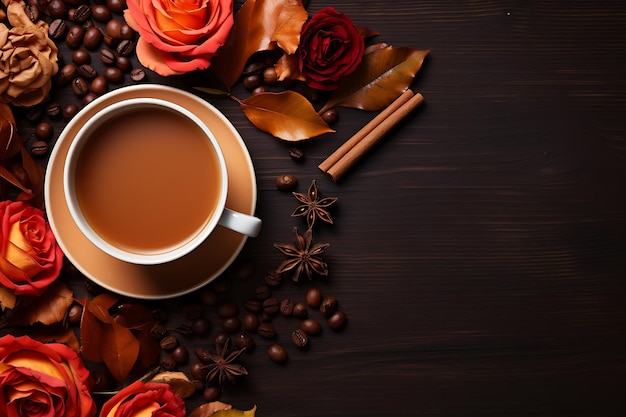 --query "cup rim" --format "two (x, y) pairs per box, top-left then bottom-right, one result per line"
(63, 97), (229, 265)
